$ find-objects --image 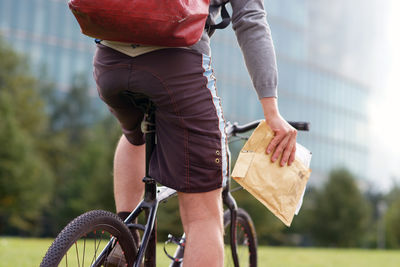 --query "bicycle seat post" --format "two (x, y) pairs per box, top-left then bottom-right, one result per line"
(142, 102), (157, 202)
(122, 91), (158, 203)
